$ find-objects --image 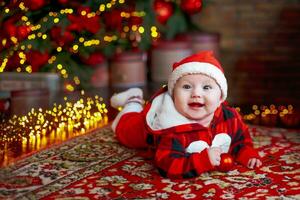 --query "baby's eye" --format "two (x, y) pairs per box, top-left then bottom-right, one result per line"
(203, 85), (212, 90)
(182, 84), (191, 89)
